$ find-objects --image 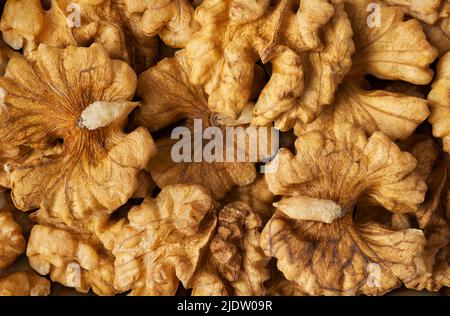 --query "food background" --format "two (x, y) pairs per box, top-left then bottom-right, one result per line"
(0, 0), (449, 296)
